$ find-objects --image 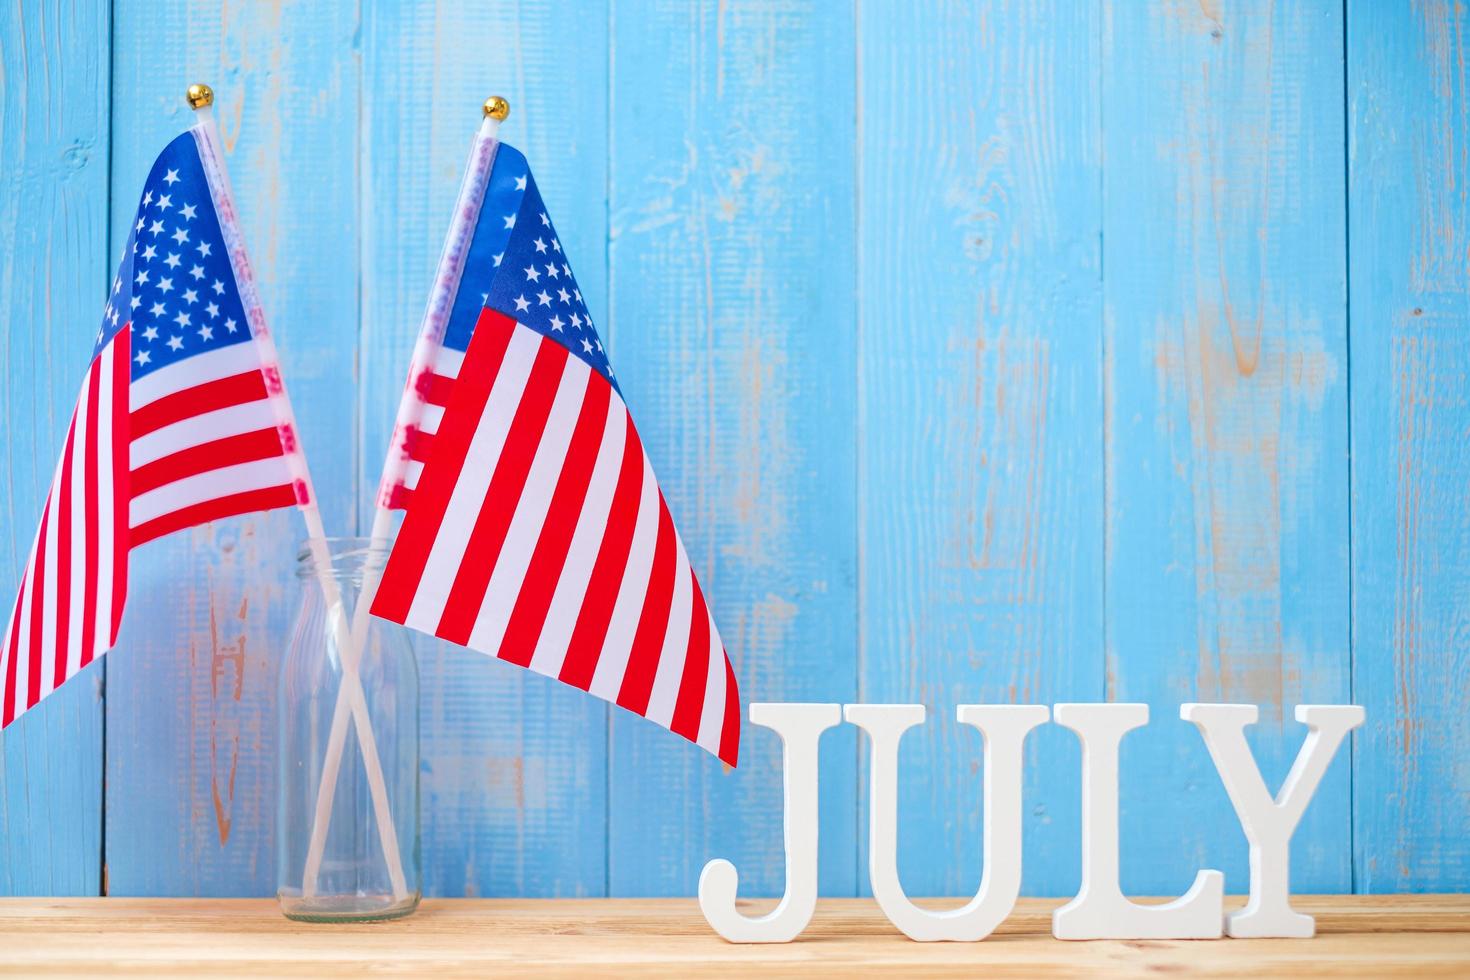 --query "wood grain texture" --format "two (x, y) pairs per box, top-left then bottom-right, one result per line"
(1348, 0), (1470, 892)
(857, 0), (1103, 897)
(606, 0), (860, 898)
(1102, 1), (1352, 894)
(357, 0), (611, 898)
(0, 0), (109, 896)
(102, 1), (361, 895)
(1, 896), (1467, 977)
